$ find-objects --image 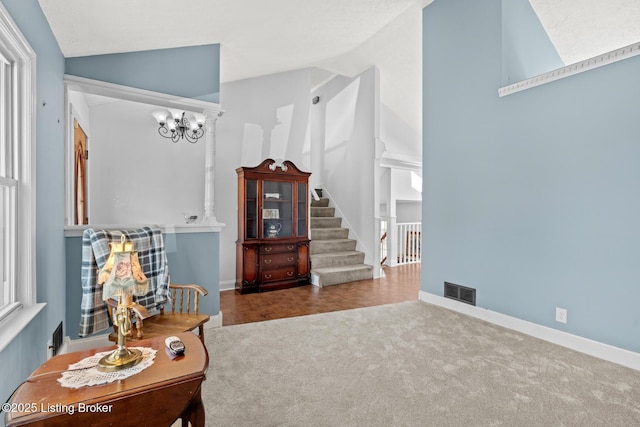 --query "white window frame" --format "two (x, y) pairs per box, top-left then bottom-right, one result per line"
(0, 2), (43, 353)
